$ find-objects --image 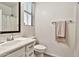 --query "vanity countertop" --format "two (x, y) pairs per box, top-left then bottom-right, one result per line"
(0, 37), (36, 57)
